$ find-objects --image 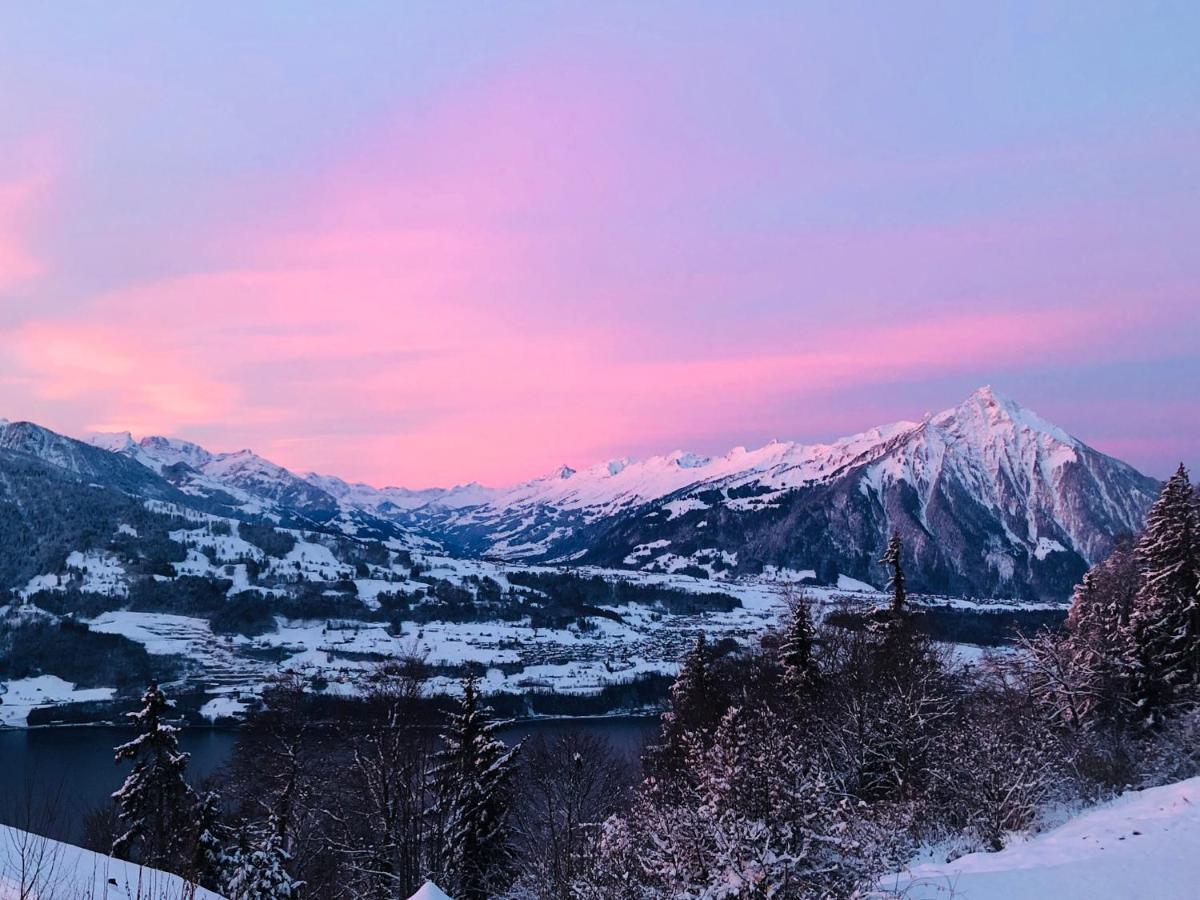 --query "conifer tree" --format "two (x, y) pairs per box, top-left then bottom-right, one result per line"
(191, 789), (234, 890)
(667, 633), (724, 734)
(1061, 537), (1139, 729)
(1128, 464), (1200, 721)
(431, 675), (520, 900)
(779, 593), (819, 702)
(881, 531), (907, 615)
(645, 633), (727, 780)
(112, 681), (196, 871)
(225, 819), (300, 900)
